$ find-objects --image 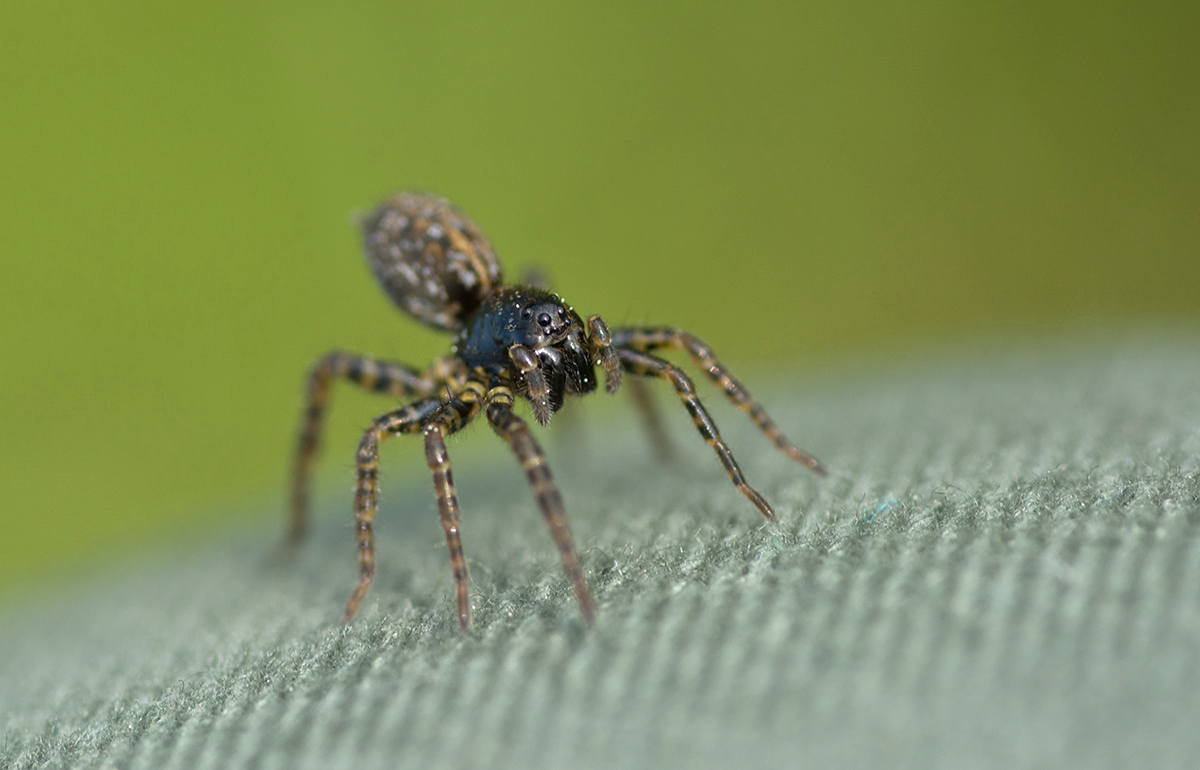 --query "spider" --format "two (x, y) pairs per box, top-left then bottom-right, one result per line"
(287, 192), (826, 630)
